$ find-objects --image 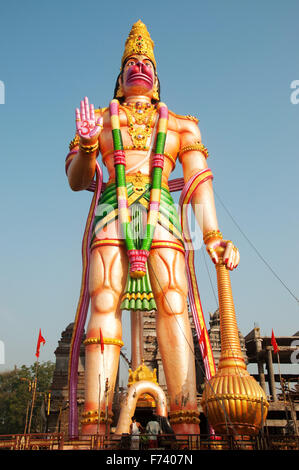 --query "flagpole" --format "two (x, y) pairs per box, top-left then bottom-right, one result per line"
(105, 378), (109, 438)
(96, 329), (105, 445)
(276, 348), (290, 430)
(96, 366), (101, 440)
(271, 329), (283, 399)
(23, 399), (30, 435)
(27, 329), (45, 434)
(27, 358), (39, 434)
(103, 341), (110, 439)
(277, 349), (282, 384)
(47, 392), (51, 416)
(101, 331), (109, 438)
